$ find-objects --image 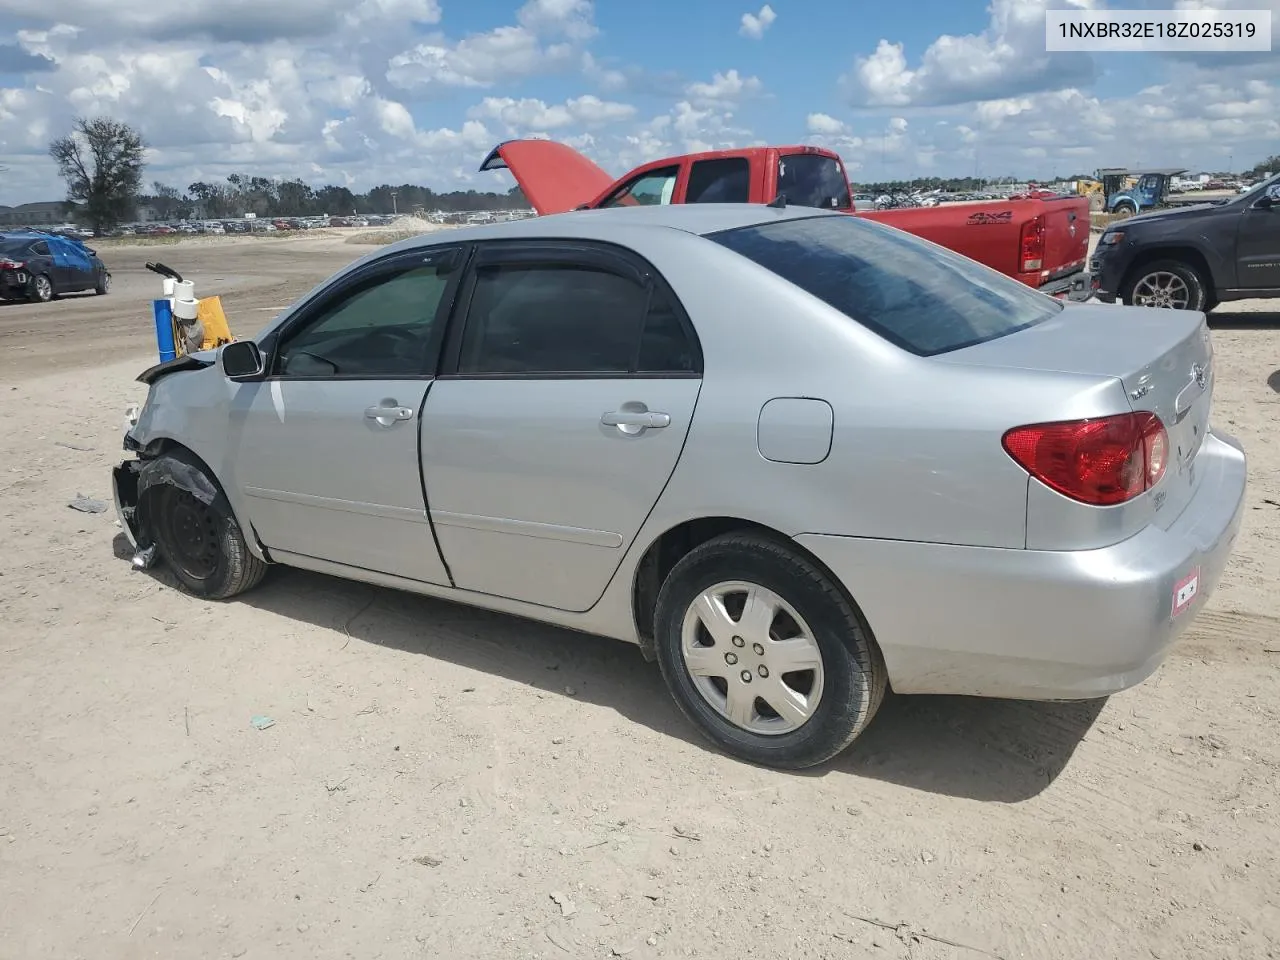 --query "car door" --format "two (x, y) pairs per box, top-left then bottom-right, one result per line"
(420, 240), (703, 612)
(1237, 185), (1280, 290)
(225, 246), (463, 584)
(57, 237), (98, 290)
(28, 240), (64, 288)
